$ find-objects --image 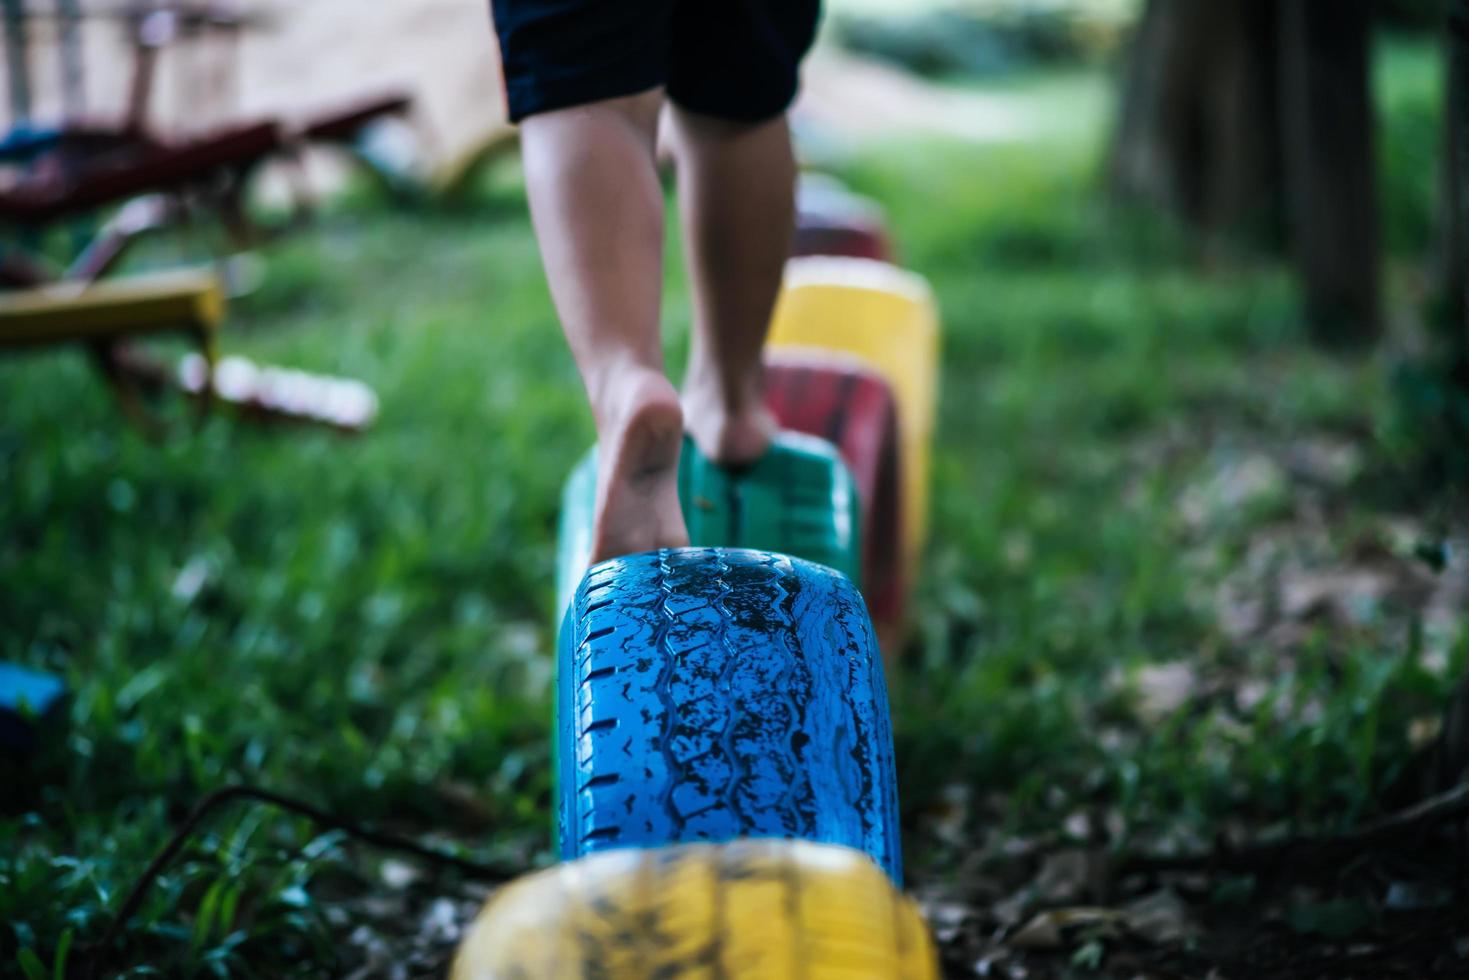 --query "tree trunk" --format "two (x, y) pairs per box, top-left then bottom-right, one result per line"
(1110, 0), (1282, 245)
(1448, 0), (1469, 341)
(1113, 0), (1384, 346)
(1423, 0), (1469, 806)
(1277, 0), (1382, 345)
